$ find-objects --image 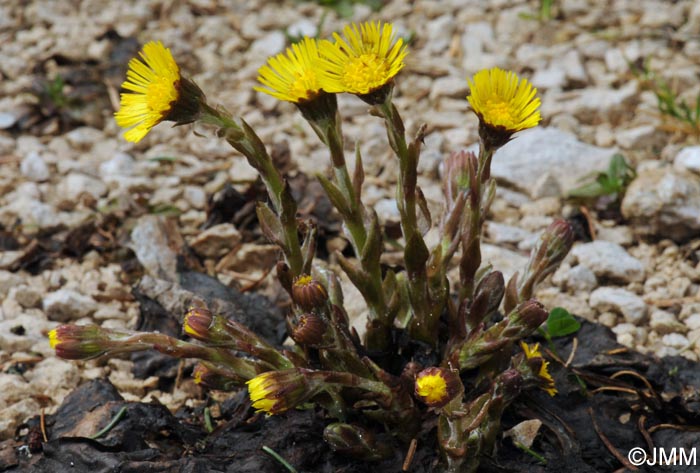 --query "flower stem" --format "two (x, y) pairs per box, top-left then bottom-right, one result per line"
(200, 103), (304, 276)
